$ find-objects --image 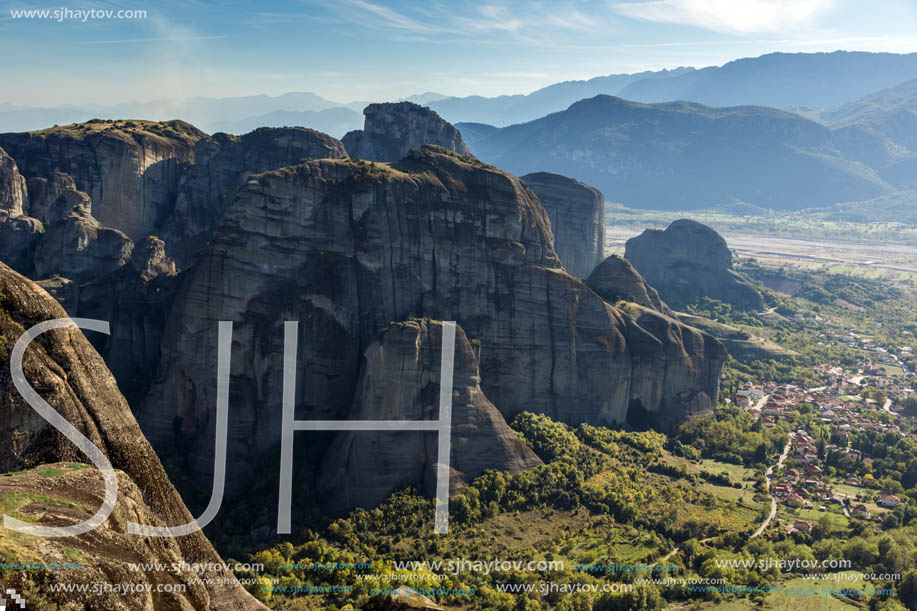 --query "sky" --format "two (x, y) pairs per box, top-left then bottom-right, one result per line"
(2, 0), (917, 107)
